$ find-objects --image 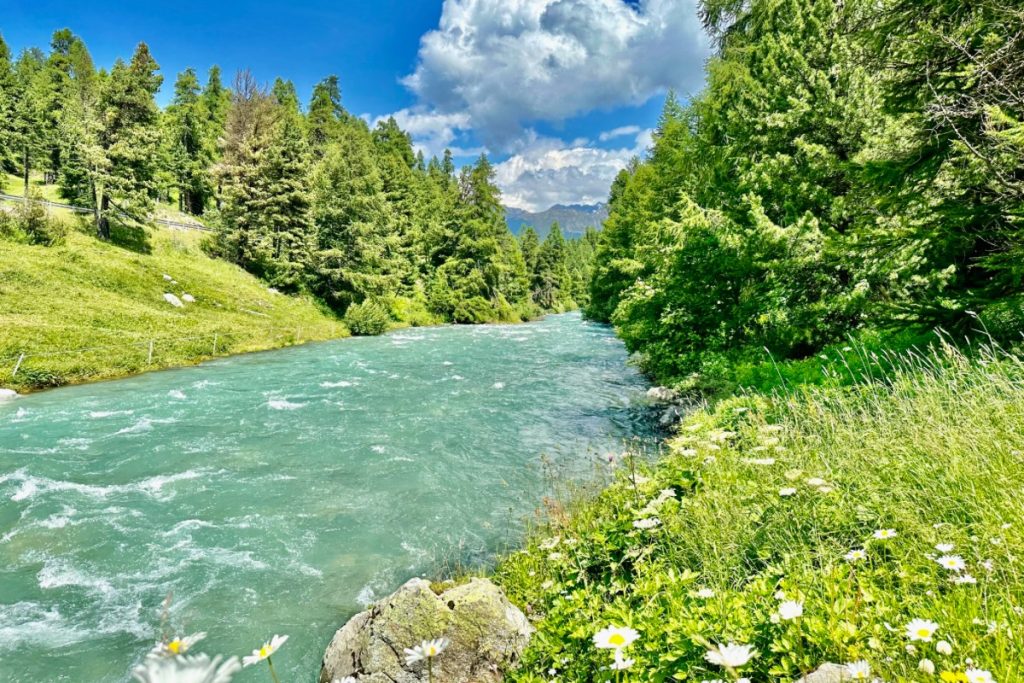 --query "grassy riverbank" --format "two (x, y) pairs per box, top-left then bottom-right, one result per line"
(0, 222), (346, 392)
(494, 344), (1024, 682)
